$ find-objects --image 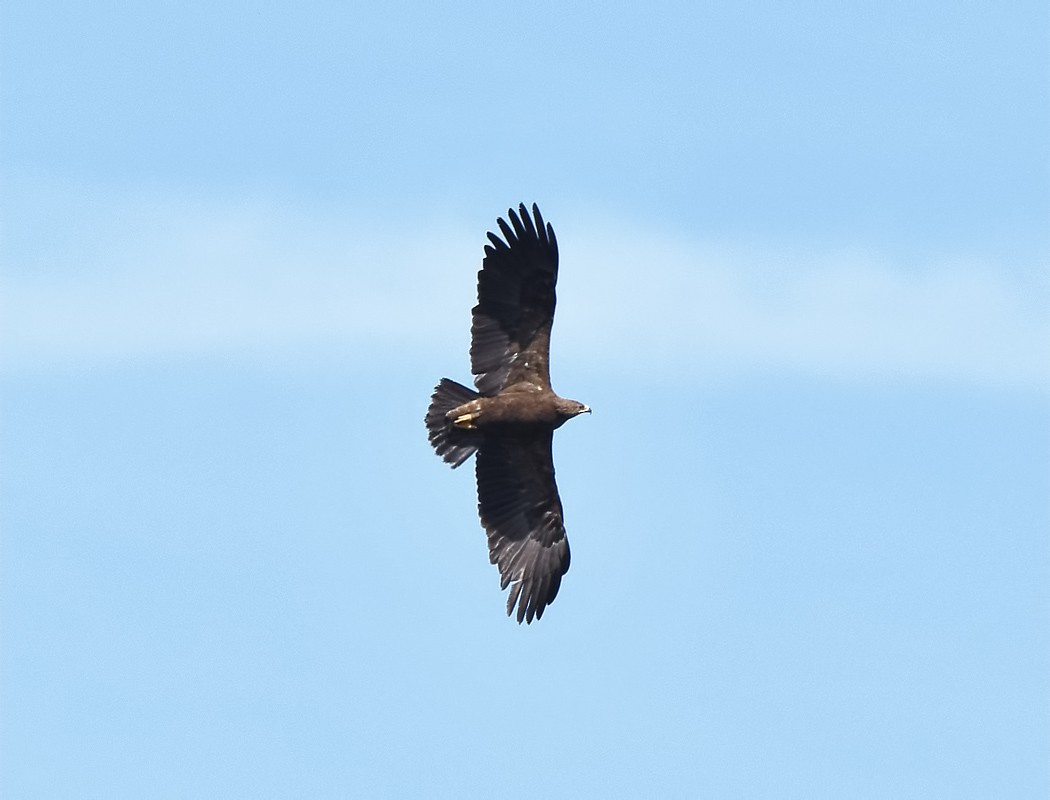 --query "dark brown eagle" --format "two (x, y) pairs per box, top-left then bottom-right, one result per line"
(425, 203), (590, 623)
